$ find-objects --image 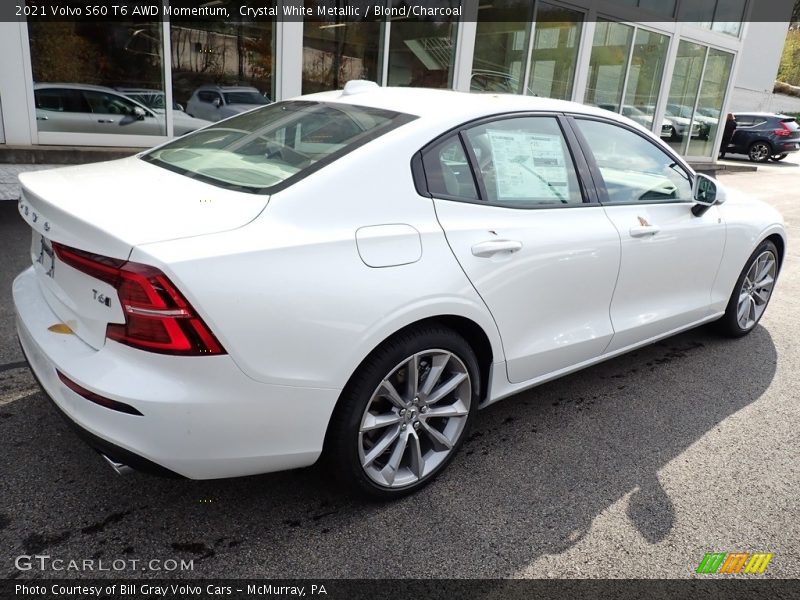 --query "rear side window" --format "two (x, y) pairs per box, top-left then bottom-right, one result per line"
(422, 137), (478, 200)
(142, 101), (416, 193)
